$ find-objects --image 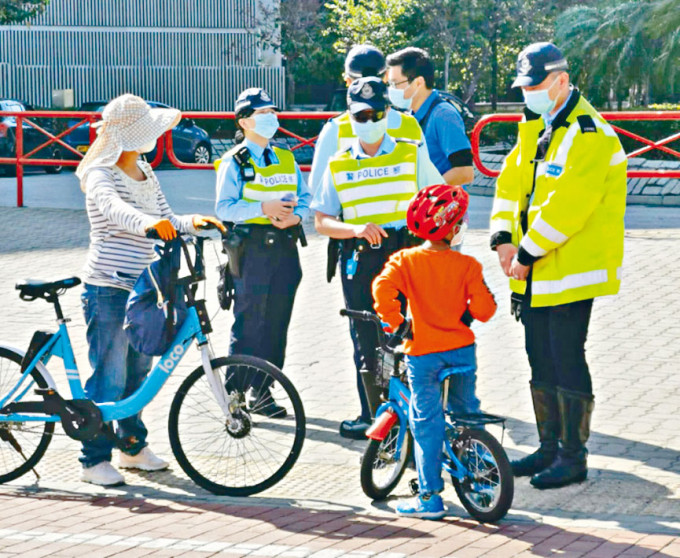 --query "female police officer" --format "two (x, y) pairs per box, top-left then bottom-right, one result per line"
(215, 87), (311, 417)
